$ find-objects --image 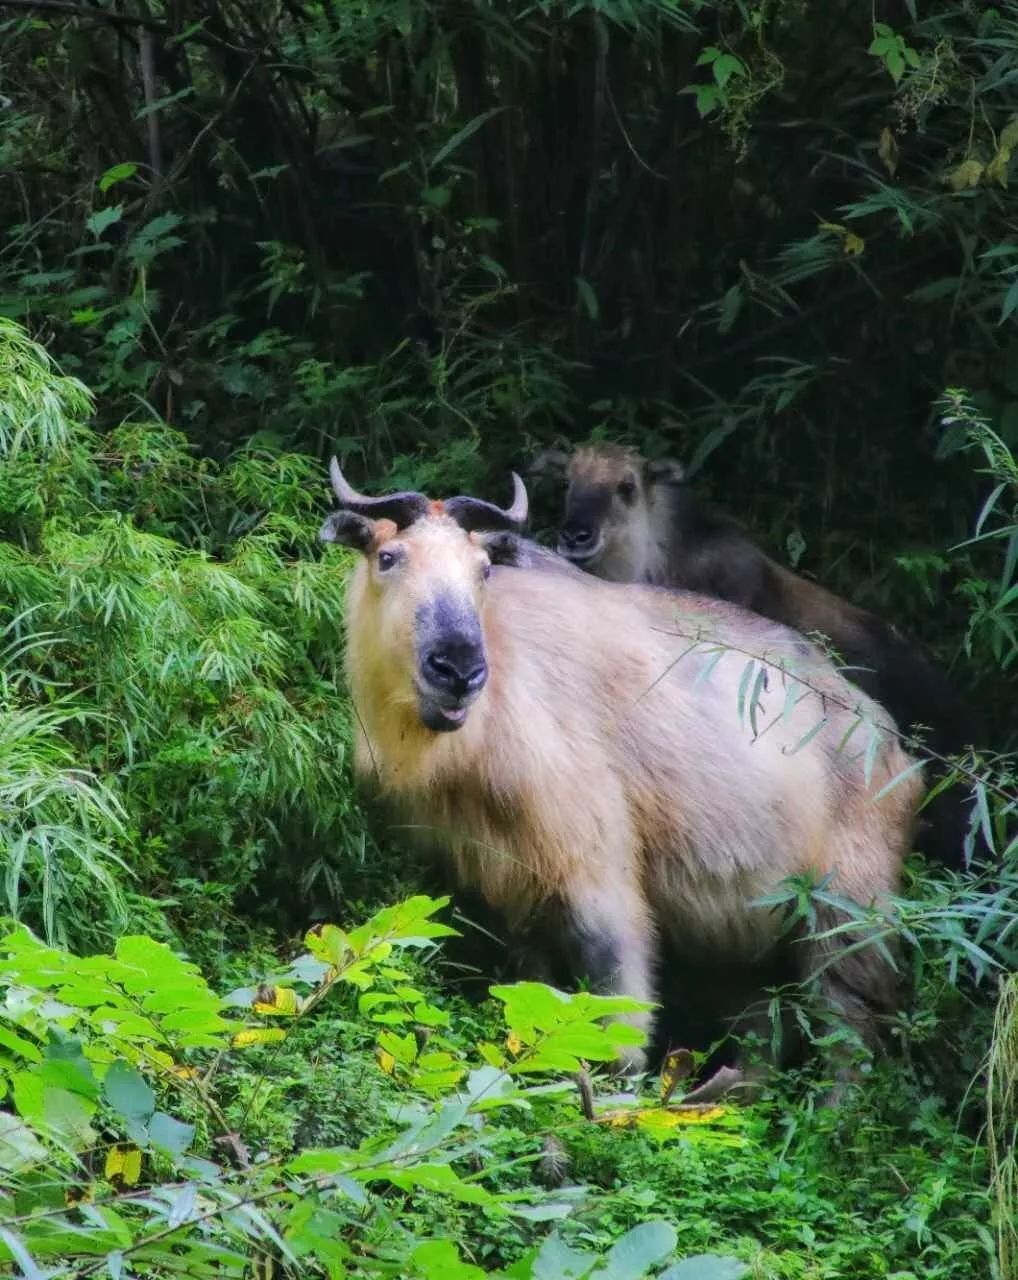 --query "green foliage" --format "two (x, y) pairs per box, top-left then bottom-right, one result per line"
(990, 975), (1018, 1280)
(1, 2), (1017, 1275)
(0, 316), (362, 948)
(0, 893), (754, 1278)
